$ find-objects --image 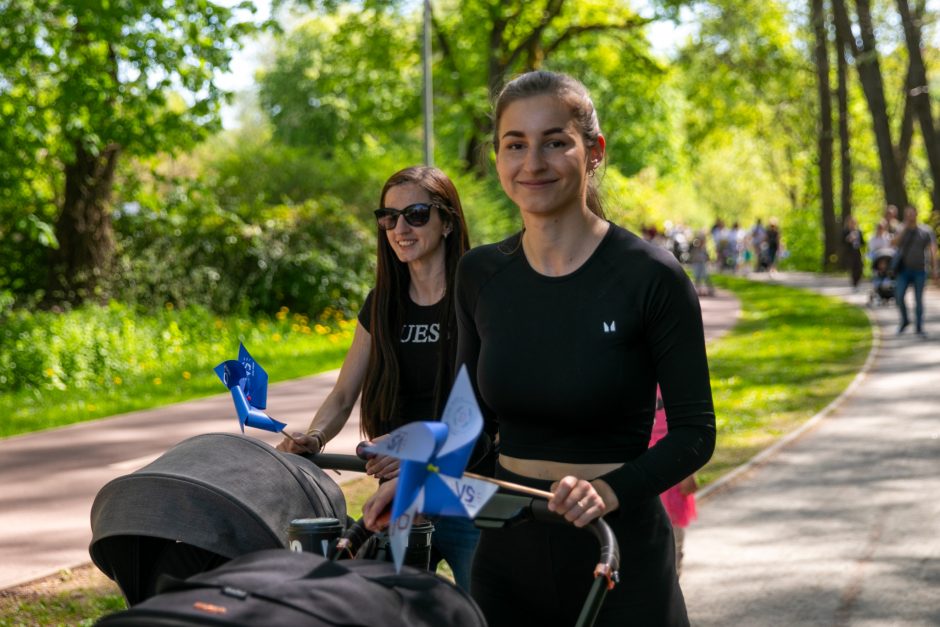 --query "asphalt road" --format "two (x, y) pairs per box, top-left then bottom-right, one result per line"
(0, 290), (740, 591)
